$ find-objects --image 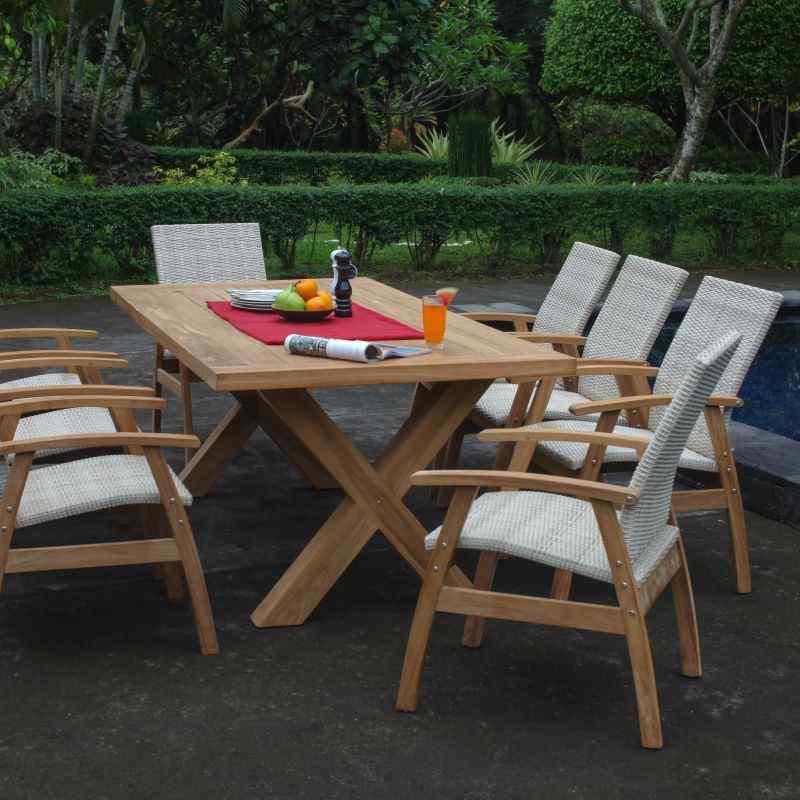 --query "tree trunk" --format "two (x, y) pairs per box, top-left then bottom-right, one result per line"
(117, 33), (146, 123)
(669, 84), (715, 182)
(31, 35), (42, 103)
(61, 0), (80, 102)
(83, 0), (124, 165)
(448, 102), (492, 178)
(72, 26), (89, 103)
